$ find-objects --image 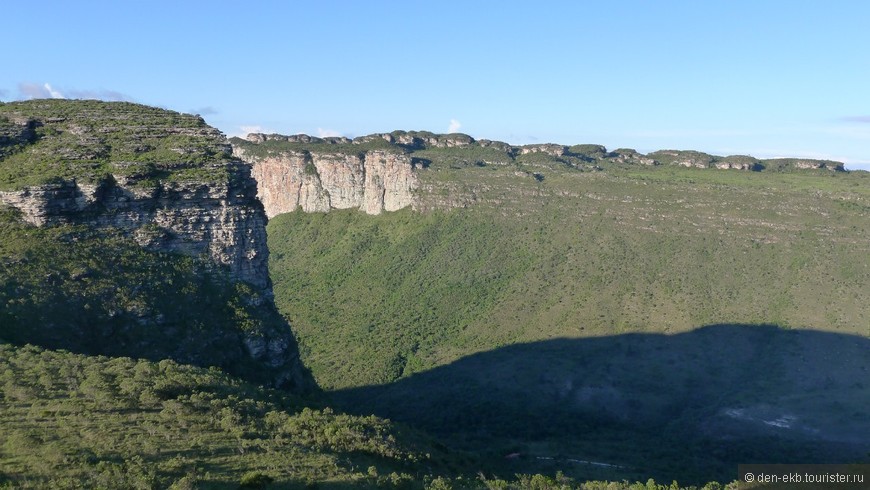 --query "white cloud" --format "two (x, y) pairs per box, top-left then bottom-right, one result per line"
(16, 82), (132, 101)
(189, 106), (218, 116)
(18, 82), (54, 99)
(44, 83), (64, 98)
(228, 125), (276, 138)
(448, 119), (462, 133)
(317, 128), (341, 138)
(66, 88), (132, 101)
(239, 125), (265, 135)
